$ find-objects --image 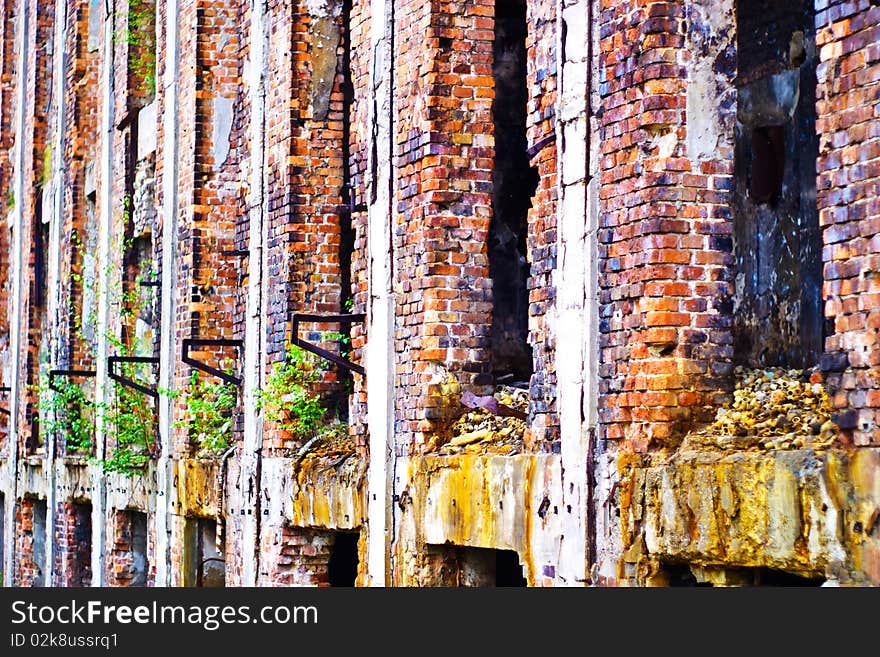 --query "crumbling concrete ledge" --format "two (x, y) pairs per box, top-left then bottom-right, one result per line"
(261, 455), (365, 531)
(620, 447), (880, 585)
(405, 453), (563, 584)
